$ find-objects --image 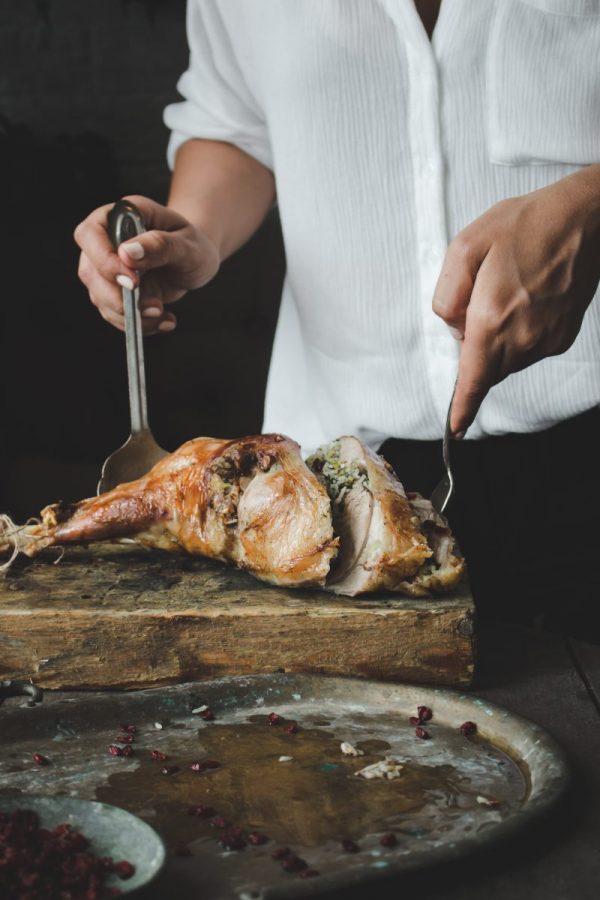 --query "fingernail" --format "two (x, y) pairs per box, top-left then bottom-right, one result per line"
(158, 320), (176, 332)
(123, 241), (144, 261)
(454, 430), (466, 440)
(448, 326), (463, 341)
(142, 306), (161, 318)
(116, 274), (135, 291)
